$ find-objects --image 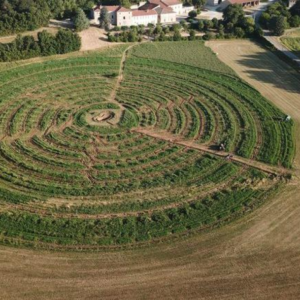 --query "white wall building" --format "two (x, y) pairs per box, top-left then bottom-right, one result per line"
(92, 0), (193, 26)
(132, 10), (158, 26)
